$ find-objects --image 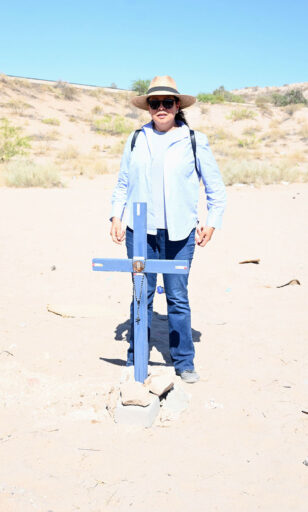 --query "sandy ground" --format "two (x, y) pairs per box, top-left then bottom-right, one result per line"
(0, 177), (307, 512)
